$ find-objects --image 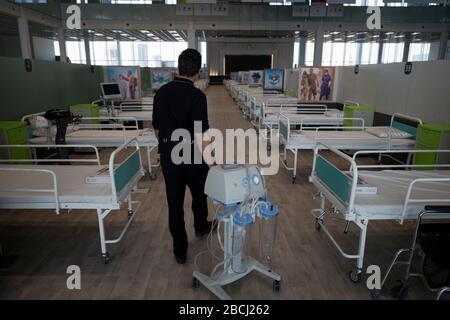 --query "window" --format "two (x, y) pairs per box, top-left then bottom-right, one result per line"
(408, 42), (430, 62)
(292, 41), (314, 67)
(360, 42), (379, 64)
(382, 42), (404, 63)
(322, 41), (358, 66)
(55, 40), (187, 67)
